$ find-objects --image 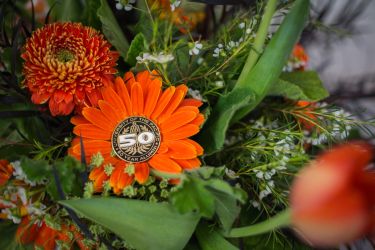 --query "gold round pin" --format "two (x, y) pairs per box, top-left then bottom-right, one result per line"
(111, 116), (161, 163)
